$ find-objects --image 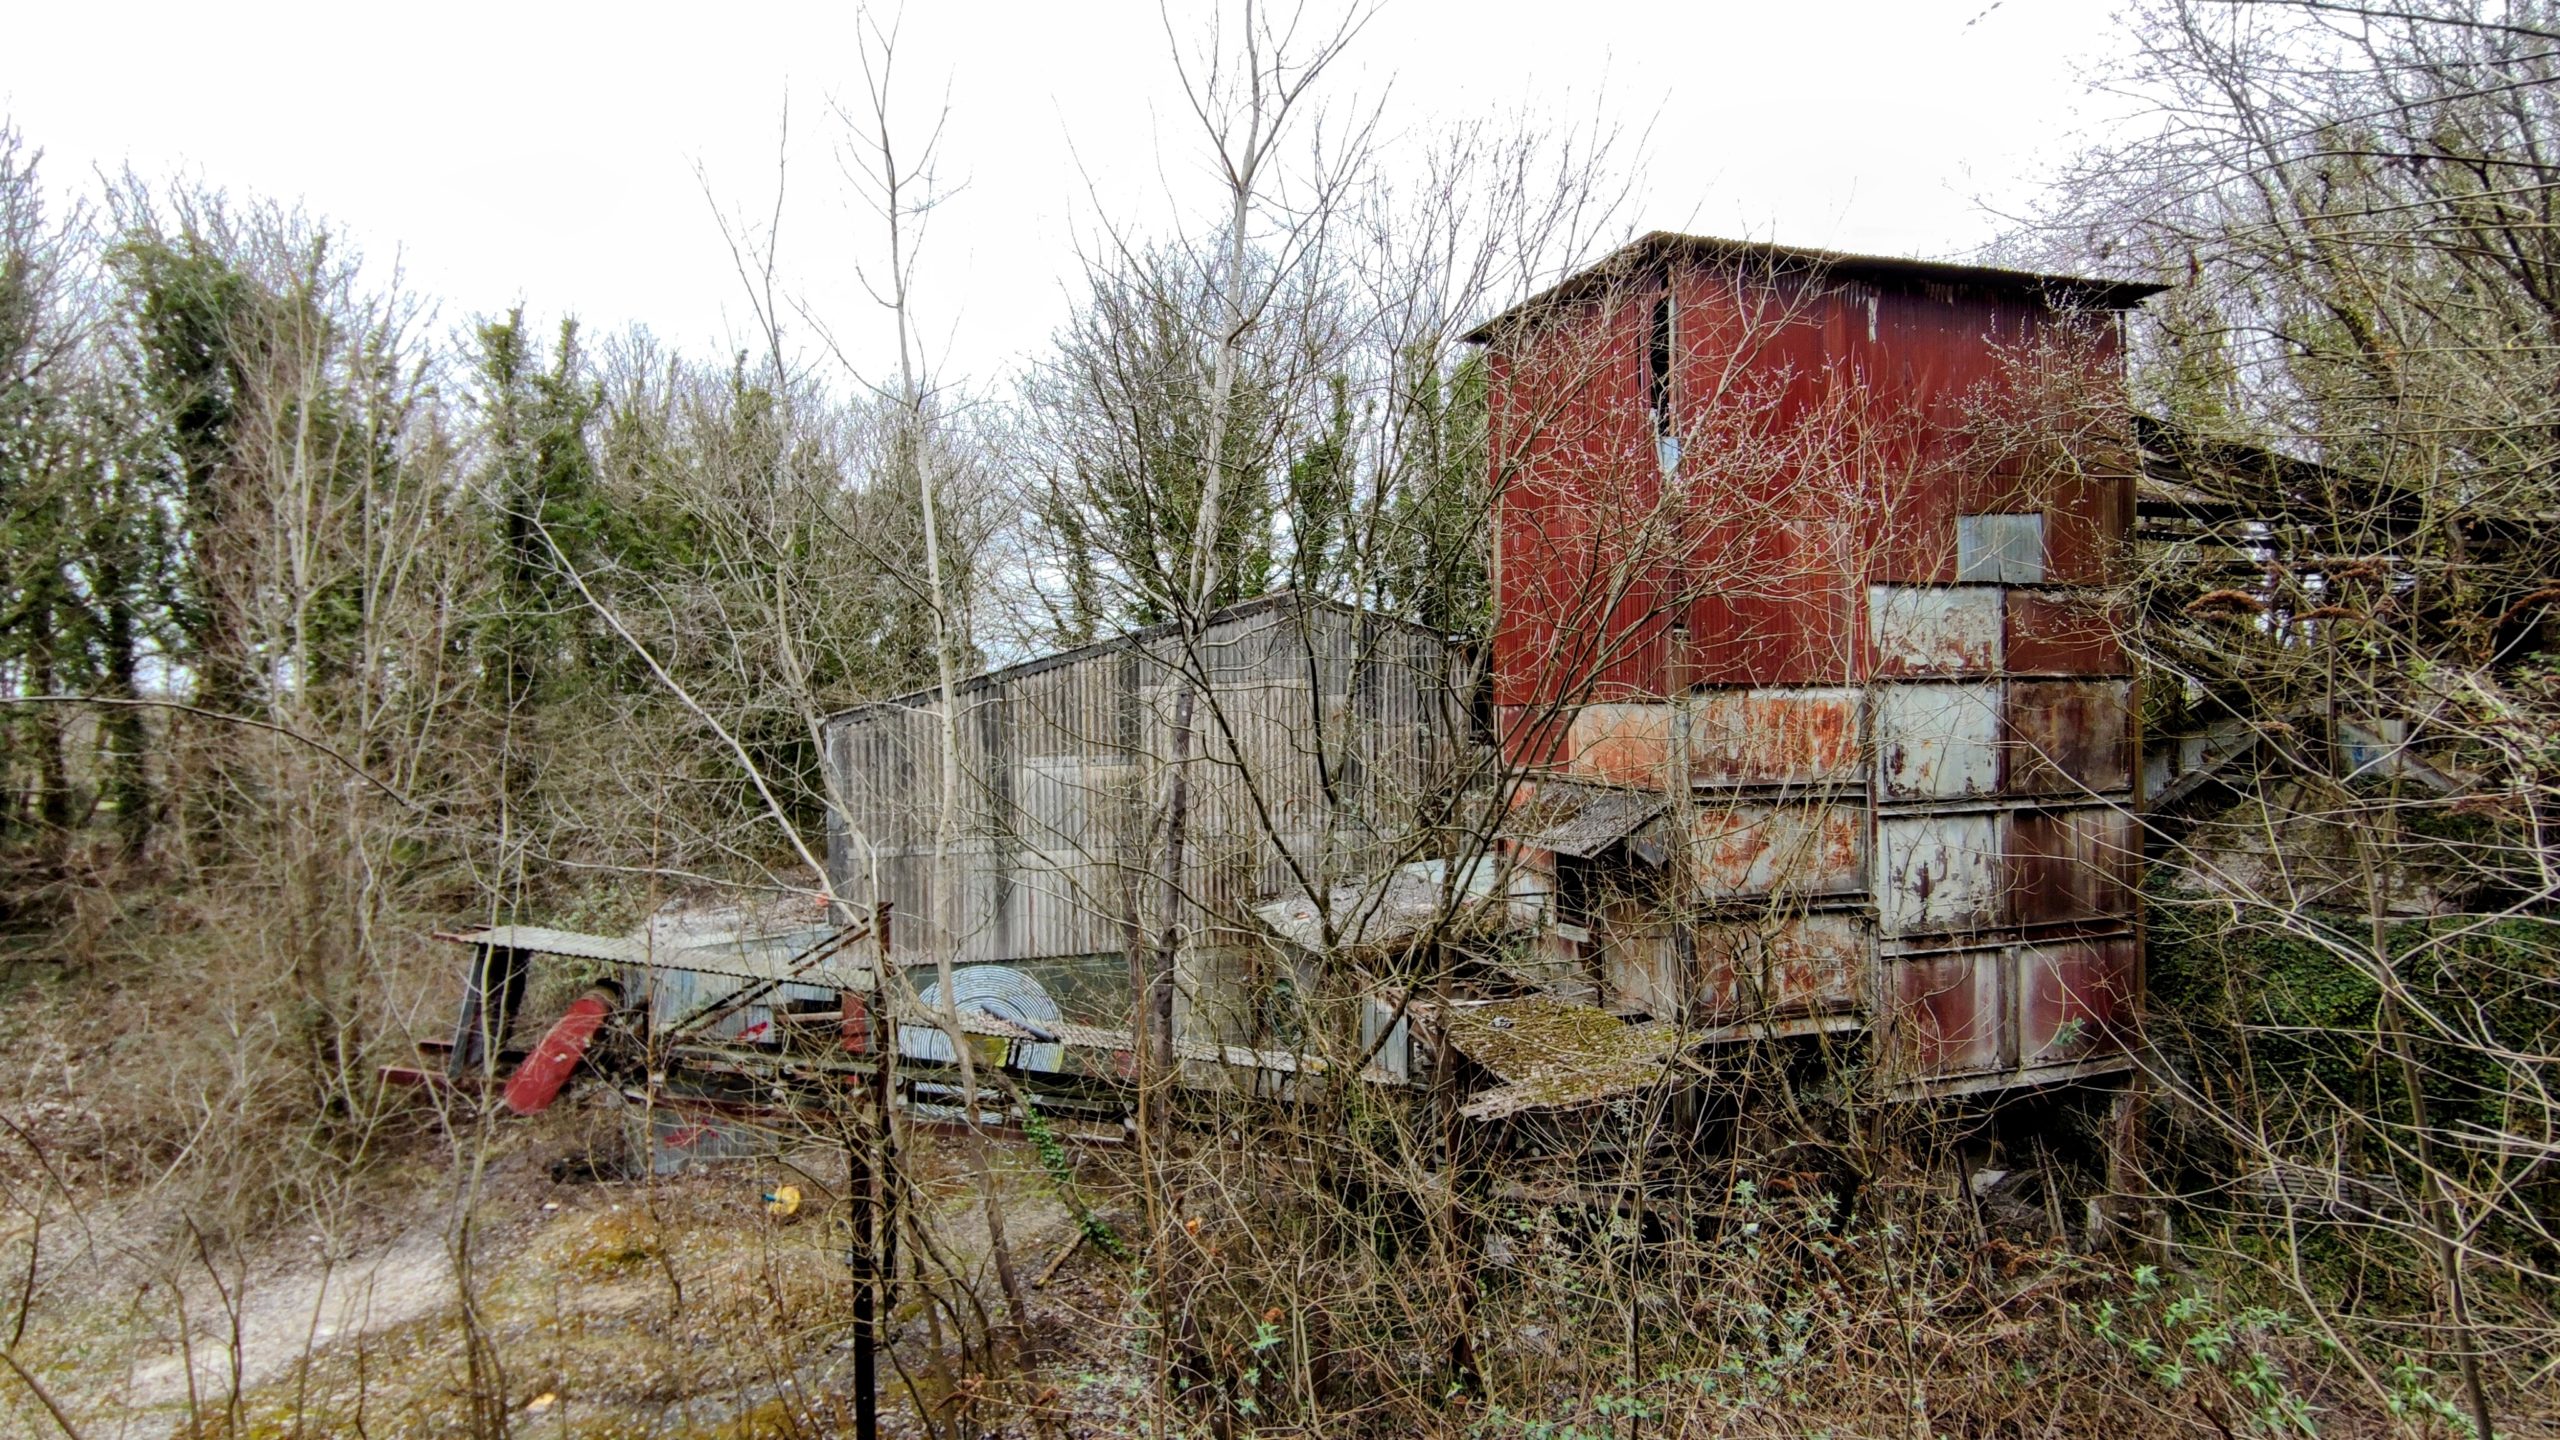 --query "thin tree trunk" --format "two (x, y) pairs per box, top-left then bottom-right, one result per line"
(864, 48), (1030, 1328)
